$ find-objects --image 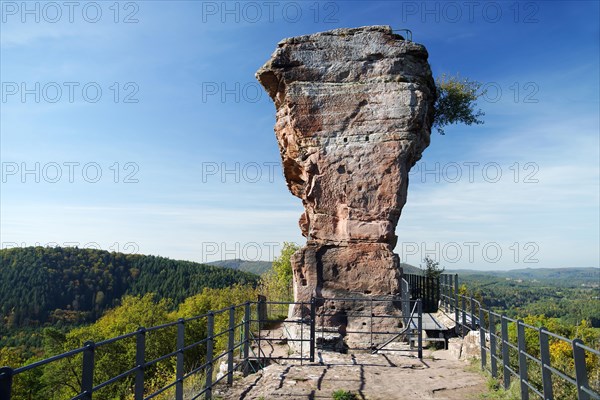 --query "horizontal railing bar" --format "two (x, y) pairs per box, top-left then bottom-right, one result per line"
(144, 378), (178, 400)
(581, 386), (600, 399)
(254, 337), (313, 342)
(211, 350), (230, 364)
(518, 321), (540, 330)
(92, 365), (139, 392)
(144, 349), (179, 367)
(260, 301), (309, 305)
(182, 337), (210, 352)
(211, 371), (229, 386)
(229, 342), (245, 352)
(210, 304), (246, 314)
(184, 313), (211, 323)
(211, 329), (231, 340)
(248, 318), (305, 324)
(248, 356), (308, 361)
(181, 359), (212, 381)
(457, 295), (481, 307)
(328, 330), (413, 335)
(95, 330), (138, 346)
(13, 346), (87, 374)
(505, 365), (519, 378)
(522, 379), (543, 398)
(574, 340), (600, 355)
(503, 341), (518, 351)
(317, 314), (404, 319)
(545, 365), (576, 385)
(144, 320), (180, 332)
(521, 350), (542, 365)
(190, 385), (209, 400)
(540, 328), (572, 343)
(317, 298), (405, 302)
